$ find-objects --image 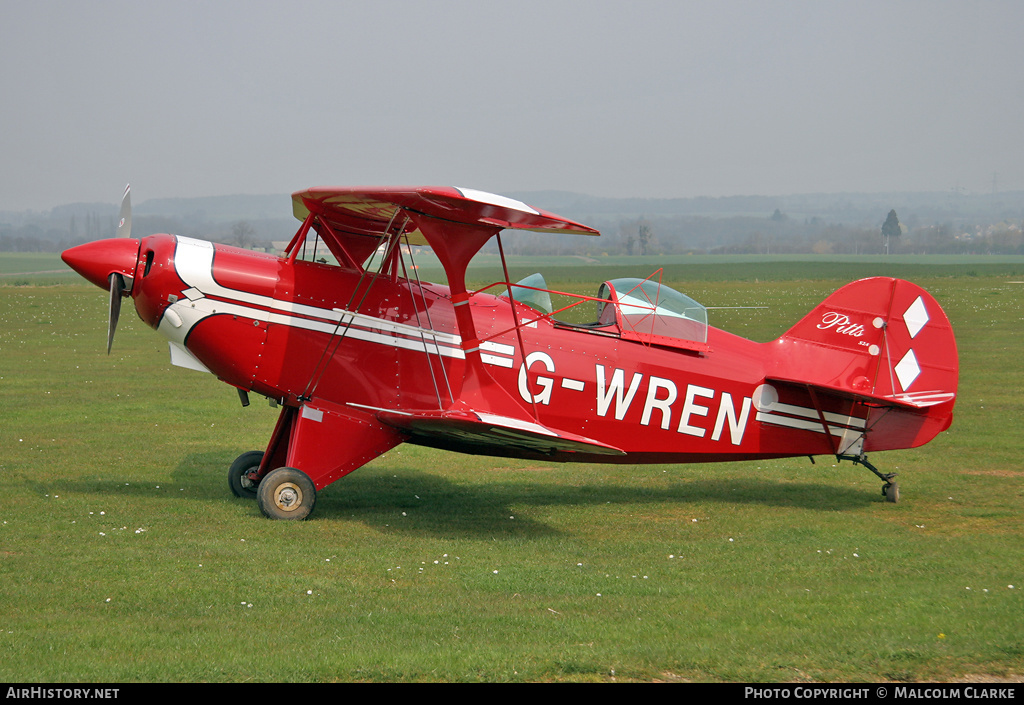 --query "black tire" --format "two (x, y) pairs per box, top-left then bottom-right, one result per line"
(228, 451), (265, 499)
(257, 467), (317, 520)
(884, 482), (900, 504)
